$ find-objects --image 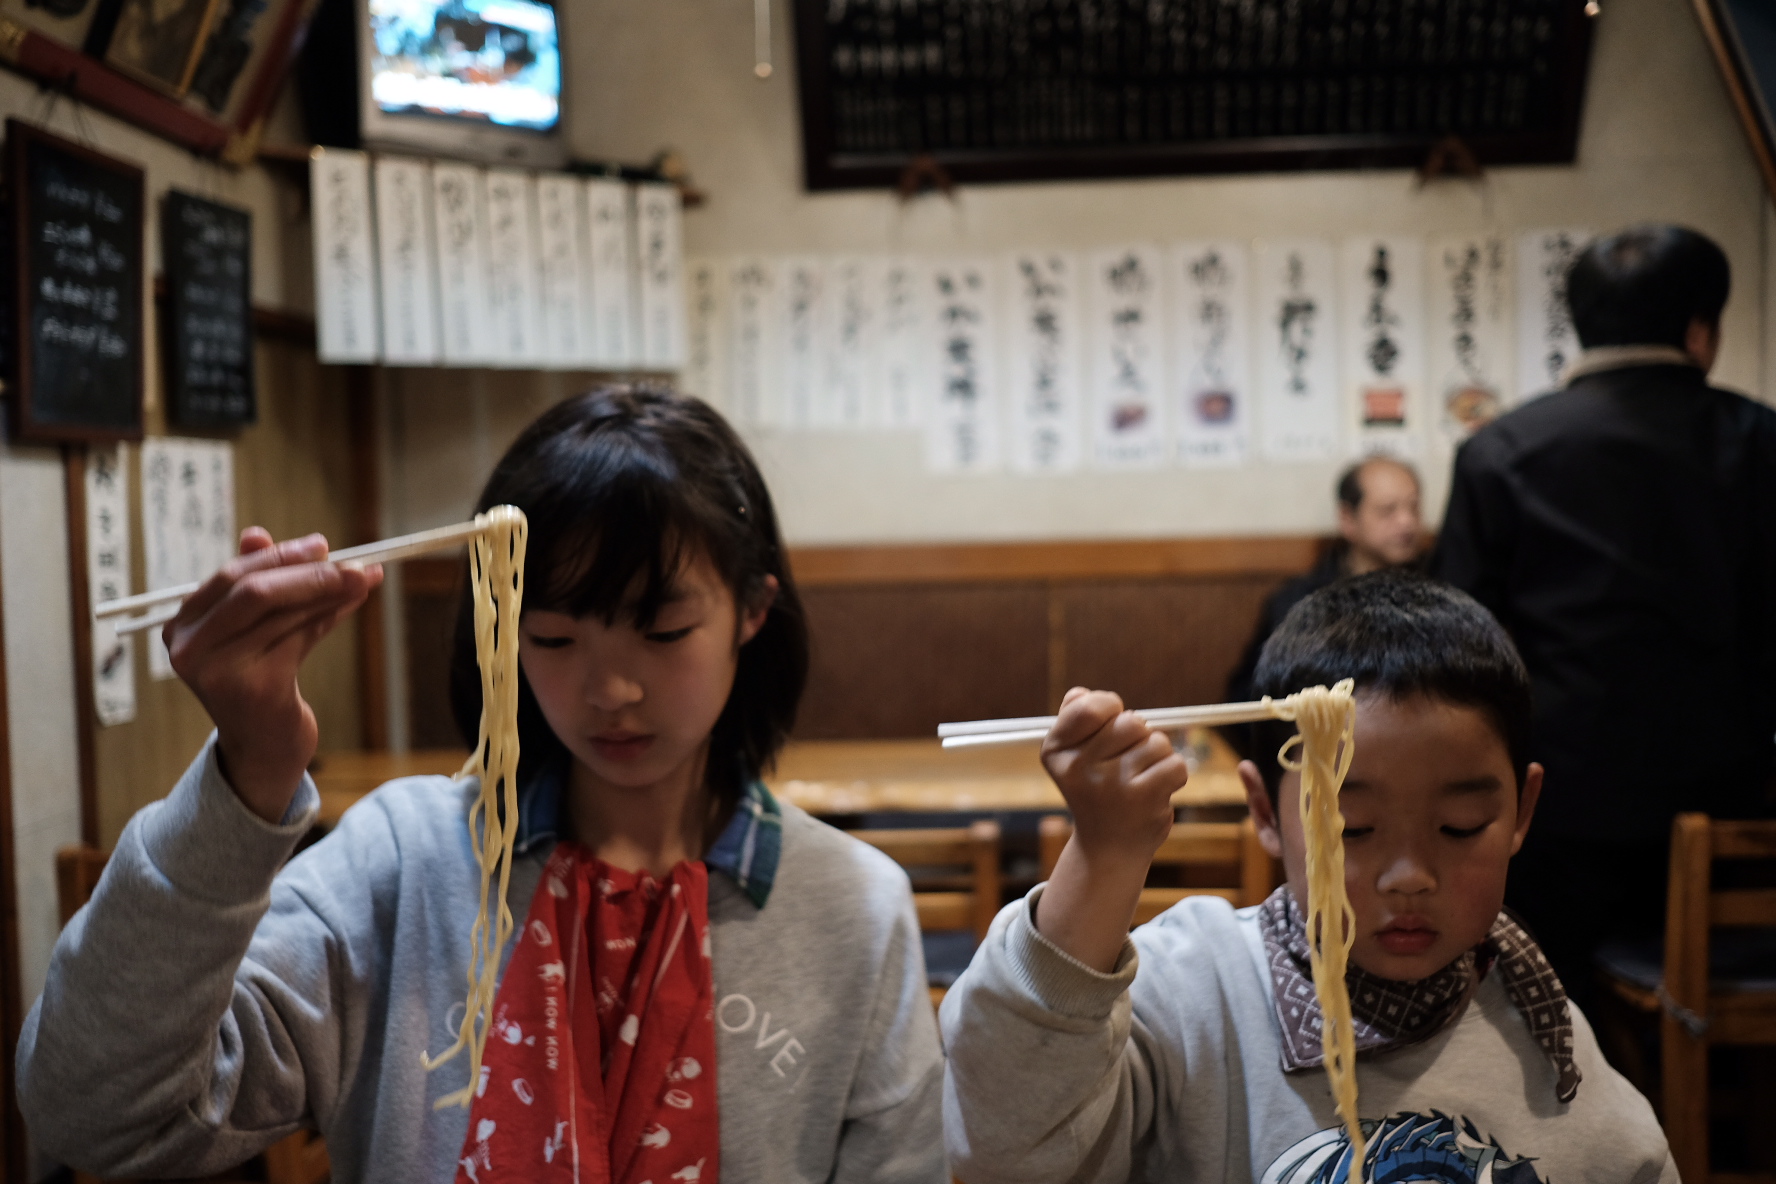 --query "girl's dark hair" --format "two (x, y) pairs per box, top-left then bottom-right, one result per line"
(1246, 570), (1532, 802)
(447, 384), (808, 792)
